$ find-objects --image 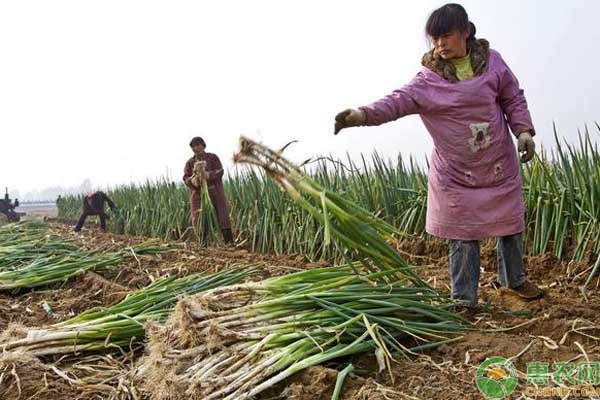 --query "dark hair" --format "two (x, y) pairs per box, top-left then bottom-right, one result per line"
(426, 3), (476, 41)
(189, 136), (206, 147)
